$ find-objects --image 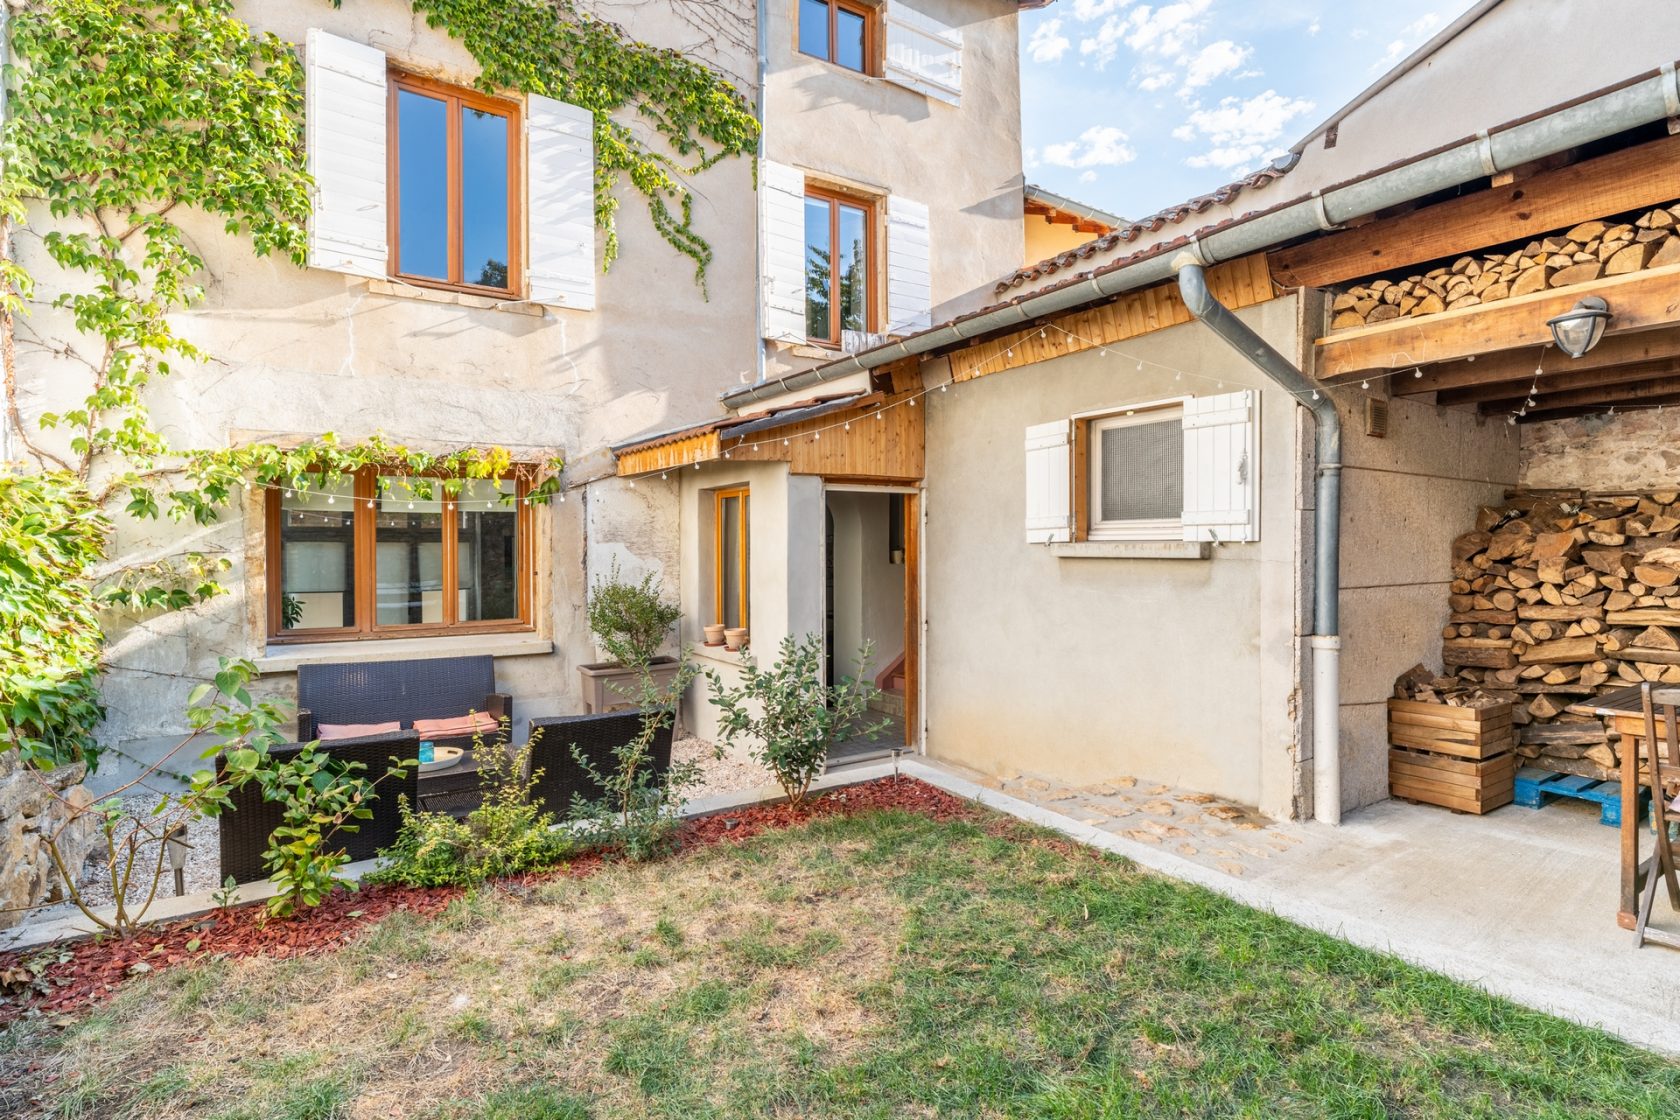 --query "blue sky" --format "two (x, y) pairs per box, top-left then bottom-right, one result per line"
(1020, 0), (1480, 220)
